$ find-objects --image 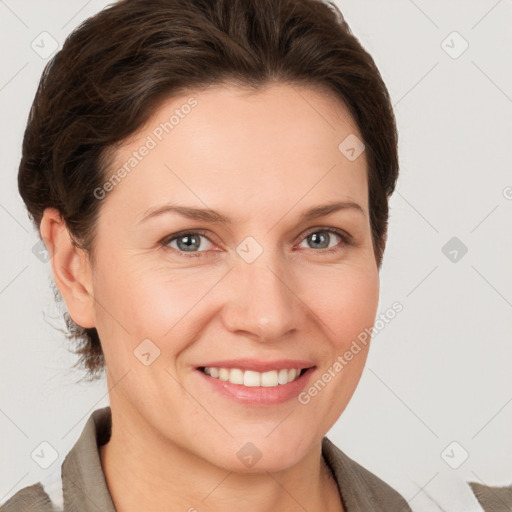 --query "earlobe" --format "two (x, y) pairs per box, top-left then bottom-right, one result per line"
(39, 207), (96, 329)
